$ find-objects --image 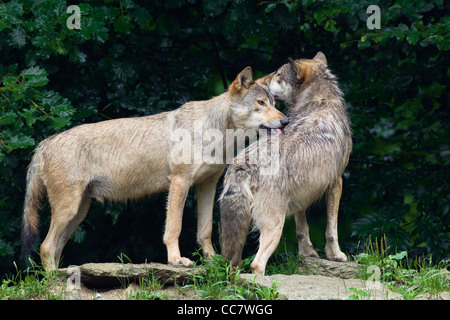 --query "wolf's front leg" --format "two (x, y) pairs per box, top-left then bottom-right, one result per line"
(164, 174), (193, 267)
